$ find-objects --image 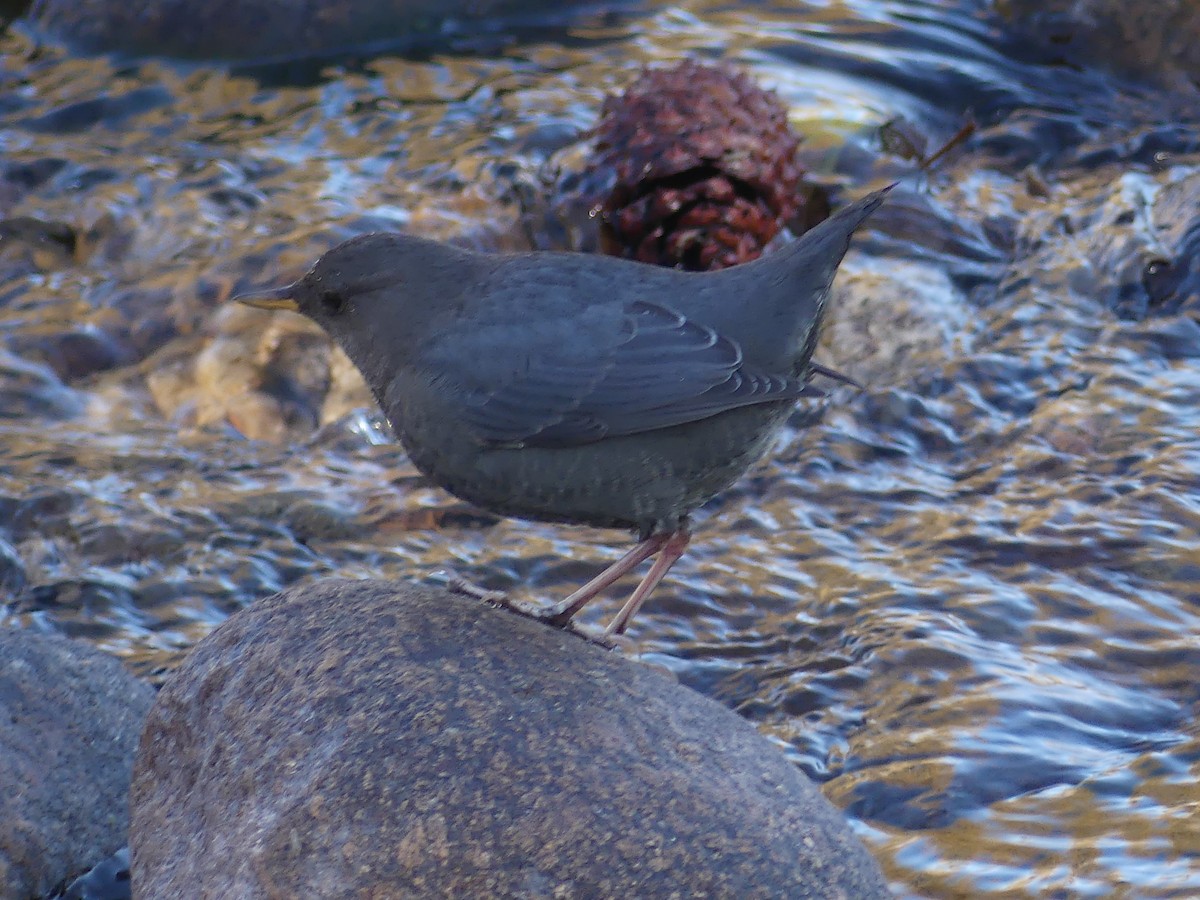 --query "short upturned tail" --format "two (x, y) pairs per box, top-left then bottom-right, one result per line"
(782, 183), (893, 265)
(767, 183), (892, 365)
